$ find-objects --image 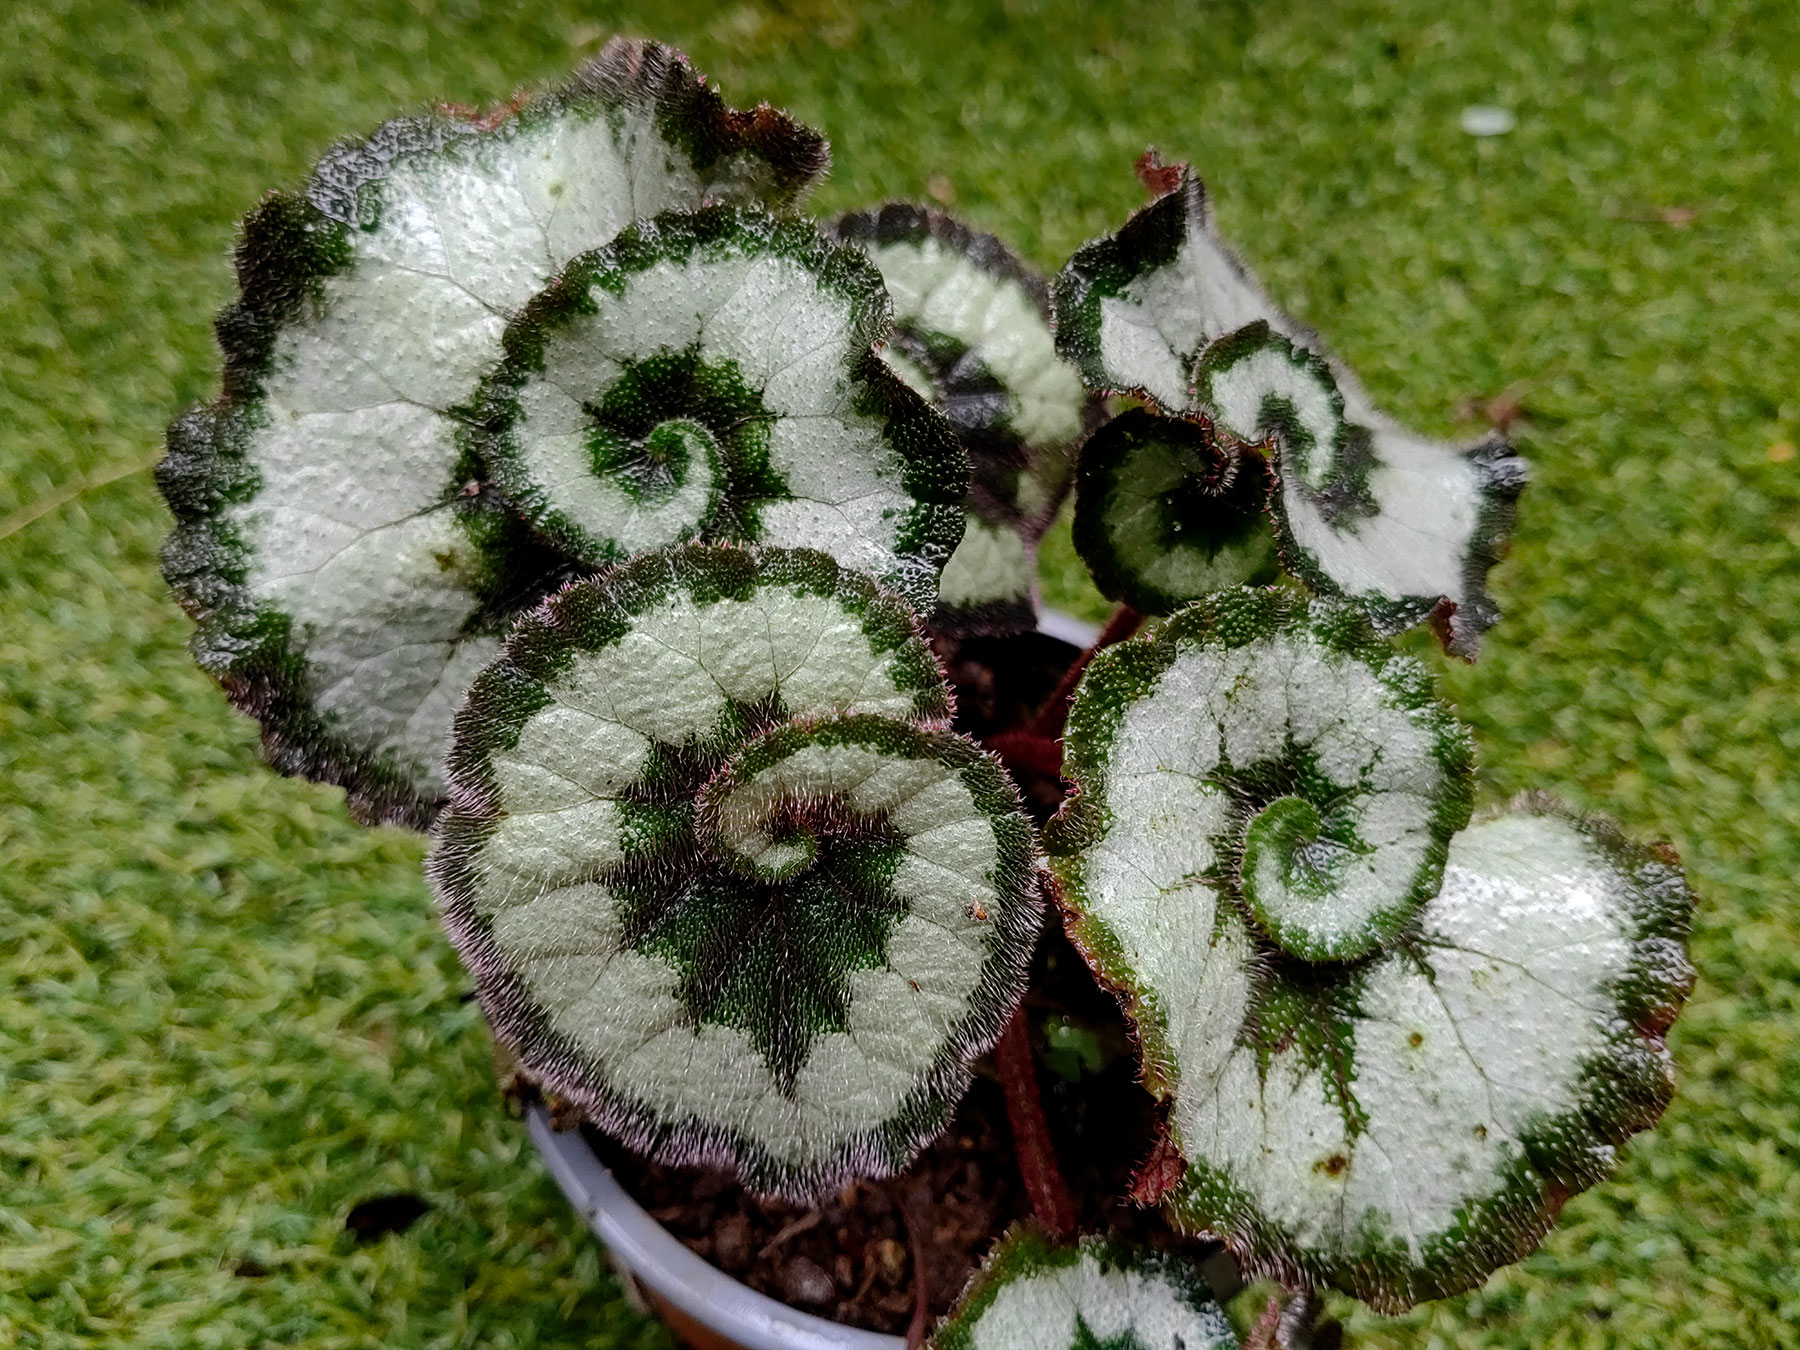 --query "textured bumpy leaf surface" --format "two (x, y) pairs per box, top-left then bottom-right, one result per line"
(931, 1227), (1237, 1350)
(156, 40), (828, 828)
(476, 206), (967, 610)
(835, 205), (1096, 635)
(429, 544), (1041, 1200)
(1049, 588), (1474, 965)
(1052, 168), (1526, 657)
(1048, 596), (1694, 1310)
(1072, 409), (1277, 616)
